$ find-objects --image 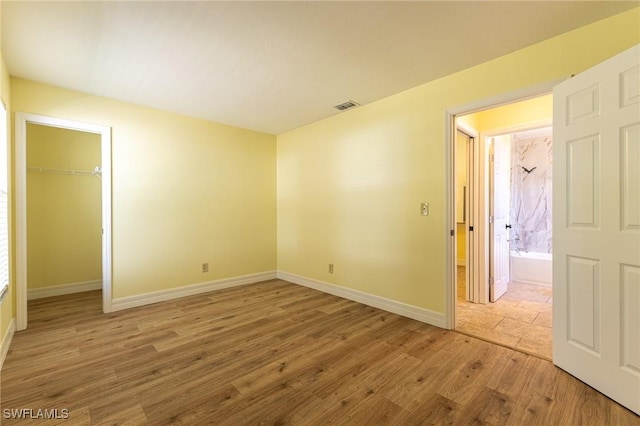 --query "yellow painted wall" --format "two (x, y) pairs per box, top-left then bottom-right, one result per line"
(27, 124), (102, 289)
(11, 79), (277, 299)
(457, 115), (479, 133)
(277, 8), (640, 313)
(0, 0), (15, 344)
(470, 94), (553, 133)
(456, 223), (466, 263)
